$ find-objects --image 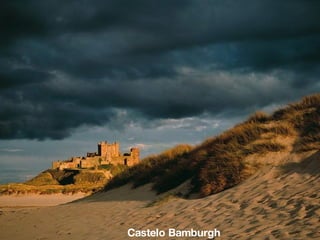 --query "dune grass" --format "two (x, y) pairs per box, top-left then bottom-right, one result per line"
(105, 144), (193, 191)
(272, 94), (320, 152)
(104, 93), (320, 197)
(103, 119), (285, 196)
